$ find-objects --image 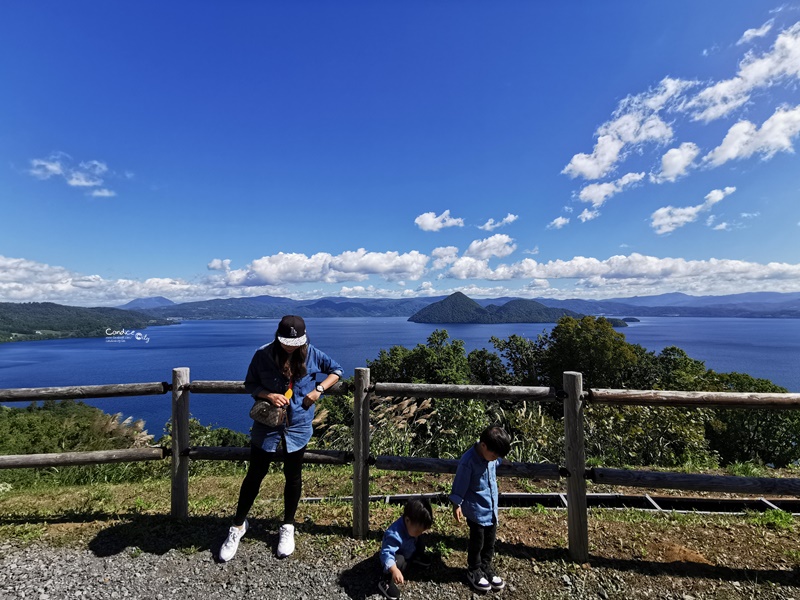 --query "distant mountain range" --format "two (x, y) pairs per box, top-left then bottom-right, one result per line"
(121, 291), (800, 320)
